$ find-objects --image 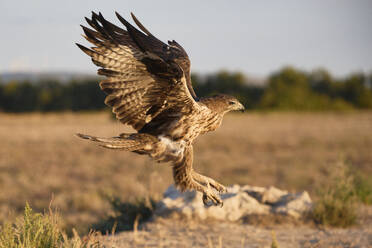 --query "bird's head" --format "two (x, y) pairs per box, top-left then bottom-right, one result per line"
(224, 95), (245, 113)
(201, 94), (245, 114)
